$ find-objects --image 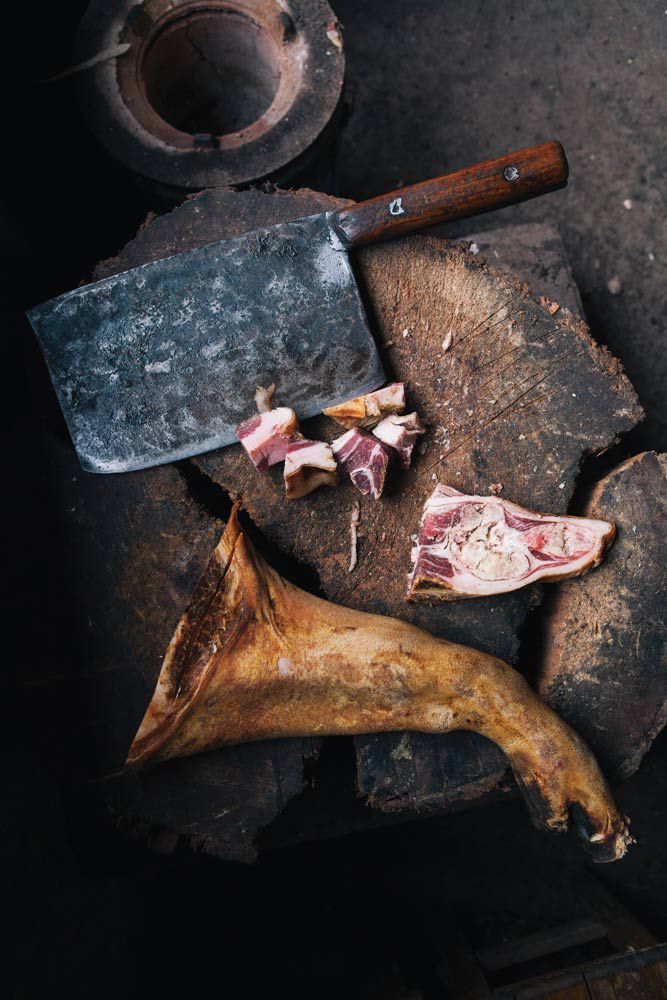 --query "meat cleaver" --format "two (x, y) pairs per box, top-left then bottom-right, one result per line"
(28, 142), (567, 473)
